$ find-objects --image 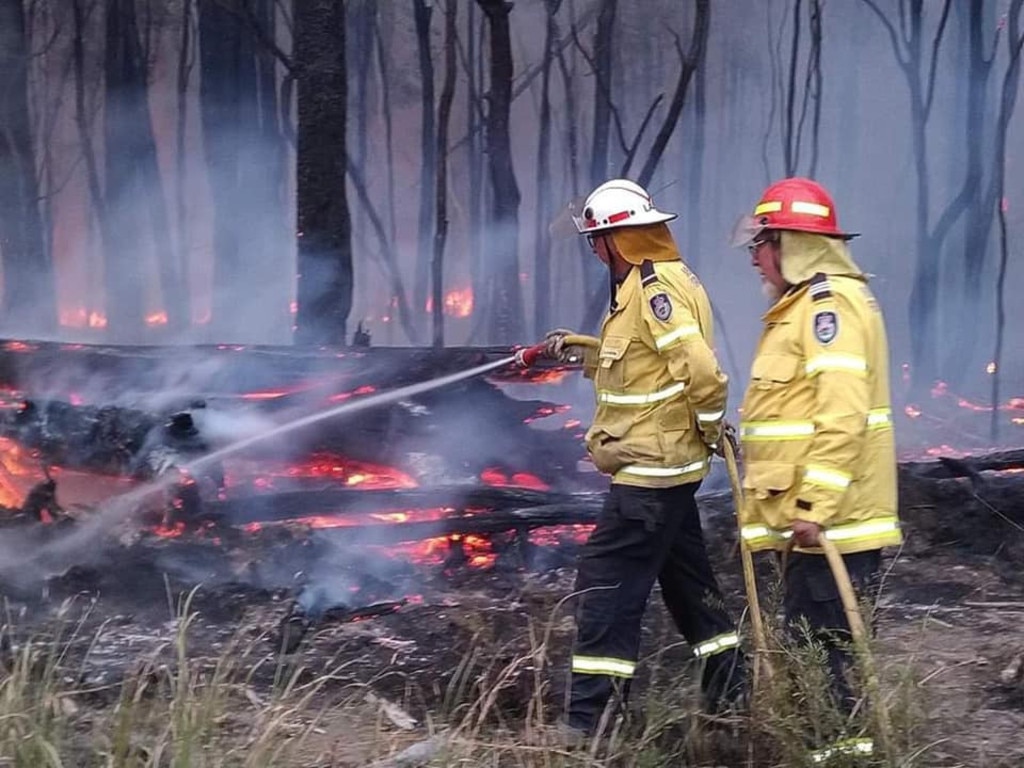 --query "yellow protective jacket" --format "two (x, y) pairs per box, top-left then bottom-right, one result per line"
(738, 232), (901, 554)
(582, 255), (727, 488)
